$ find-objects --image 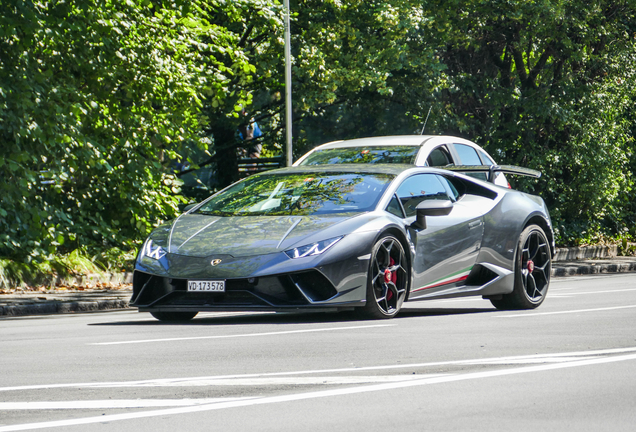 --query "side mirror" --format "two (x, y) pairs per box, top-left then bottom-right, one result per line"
(413, 200), (453, 230)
